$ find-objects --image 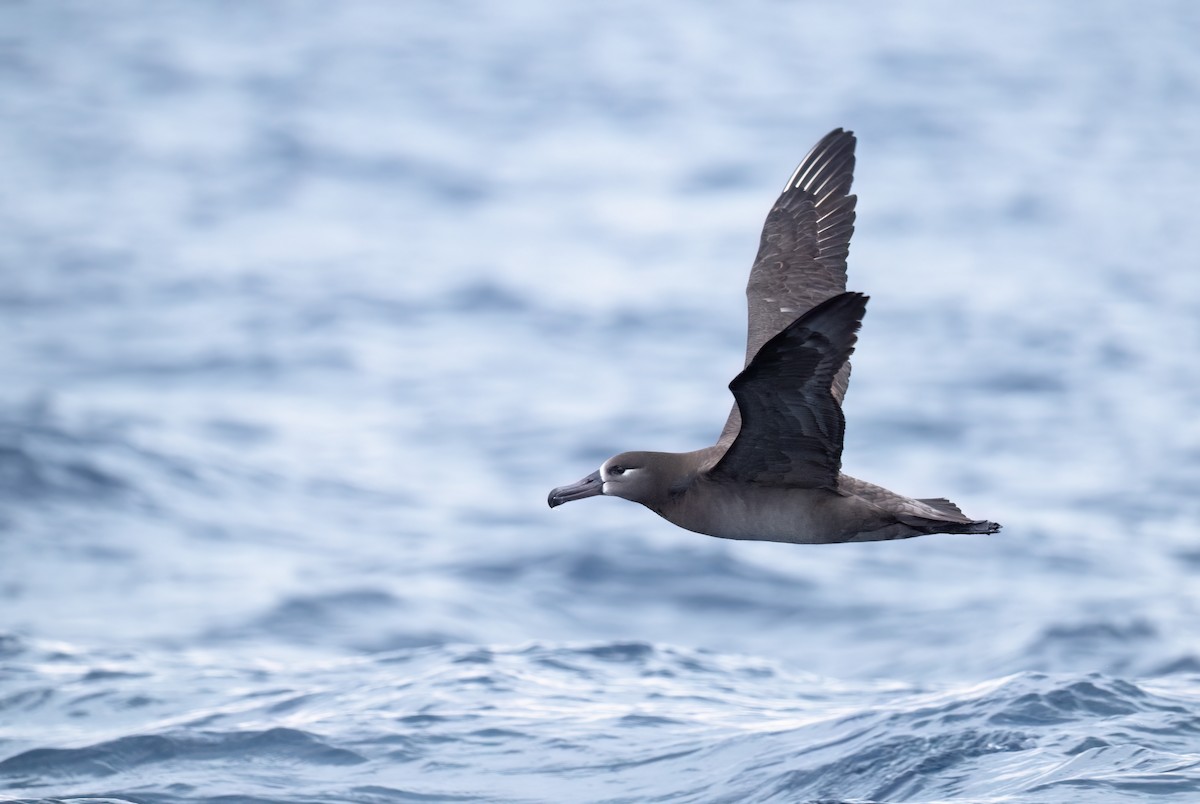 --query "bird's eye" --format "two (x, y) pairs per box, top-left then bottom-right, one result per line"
(609, 465), (626, 476)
